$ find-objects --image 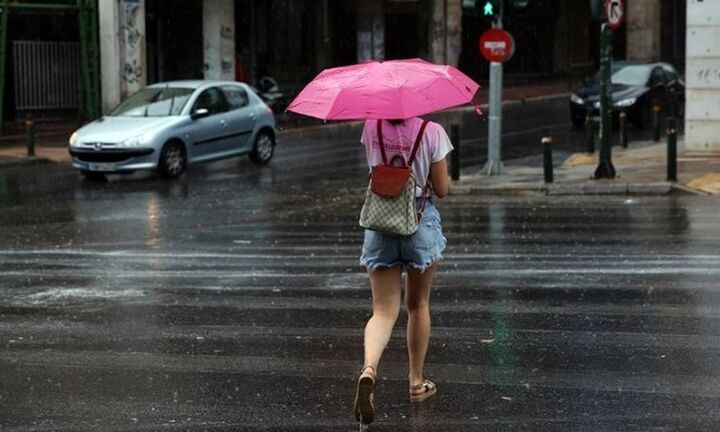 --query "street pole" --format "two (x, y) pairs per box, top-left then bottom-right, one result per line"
(667, 117), (677, 182)
(481, 15), (505, 176)
(482, 60), (505, 175)
(542, 128), (553, 184)
(450, 124), (460, 181)
(594, 22), (615, 179)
